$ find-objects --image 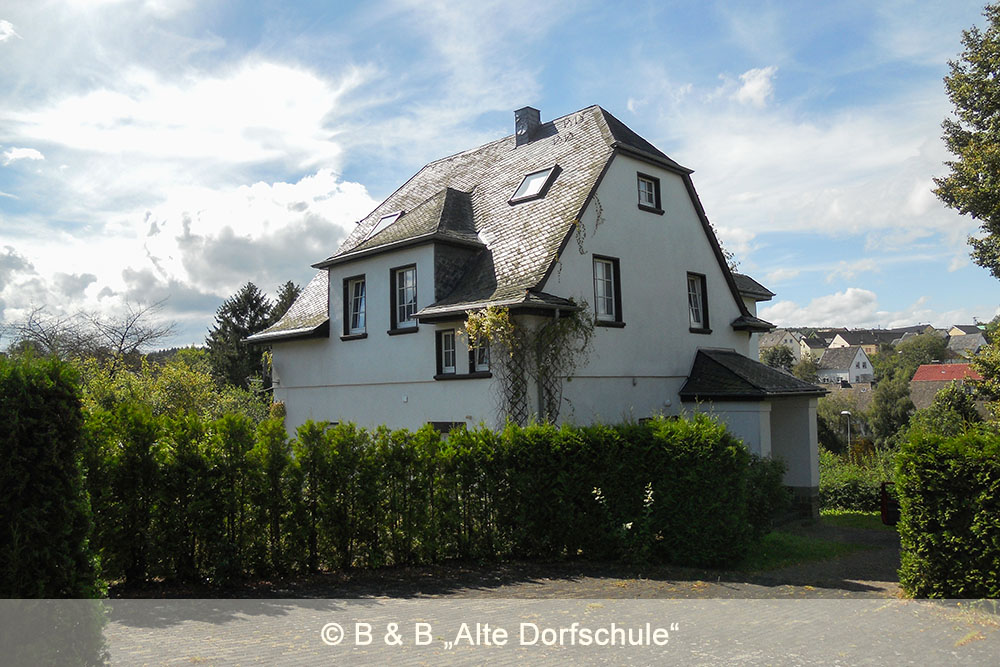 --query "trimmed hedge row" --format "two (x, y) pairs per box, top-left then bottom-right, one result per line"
(80, 411), (787, 584)
(897, 427), (1000, 598)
